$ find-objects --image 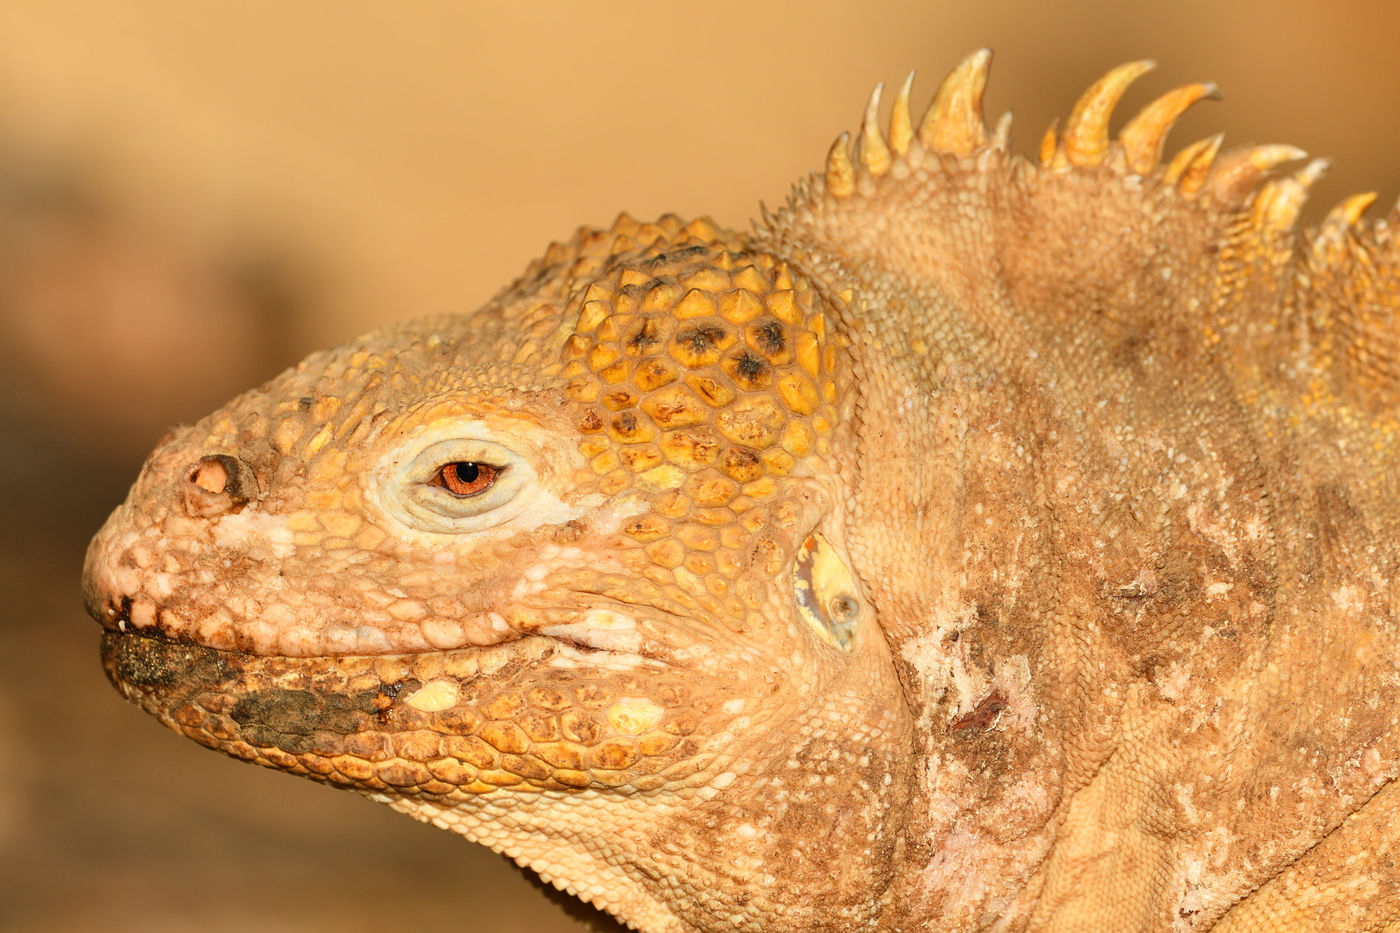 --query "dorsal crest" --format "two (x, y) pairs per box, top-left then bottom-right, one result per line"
(812, 48), (1394, 231)
(768, 49), (1400, 422)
